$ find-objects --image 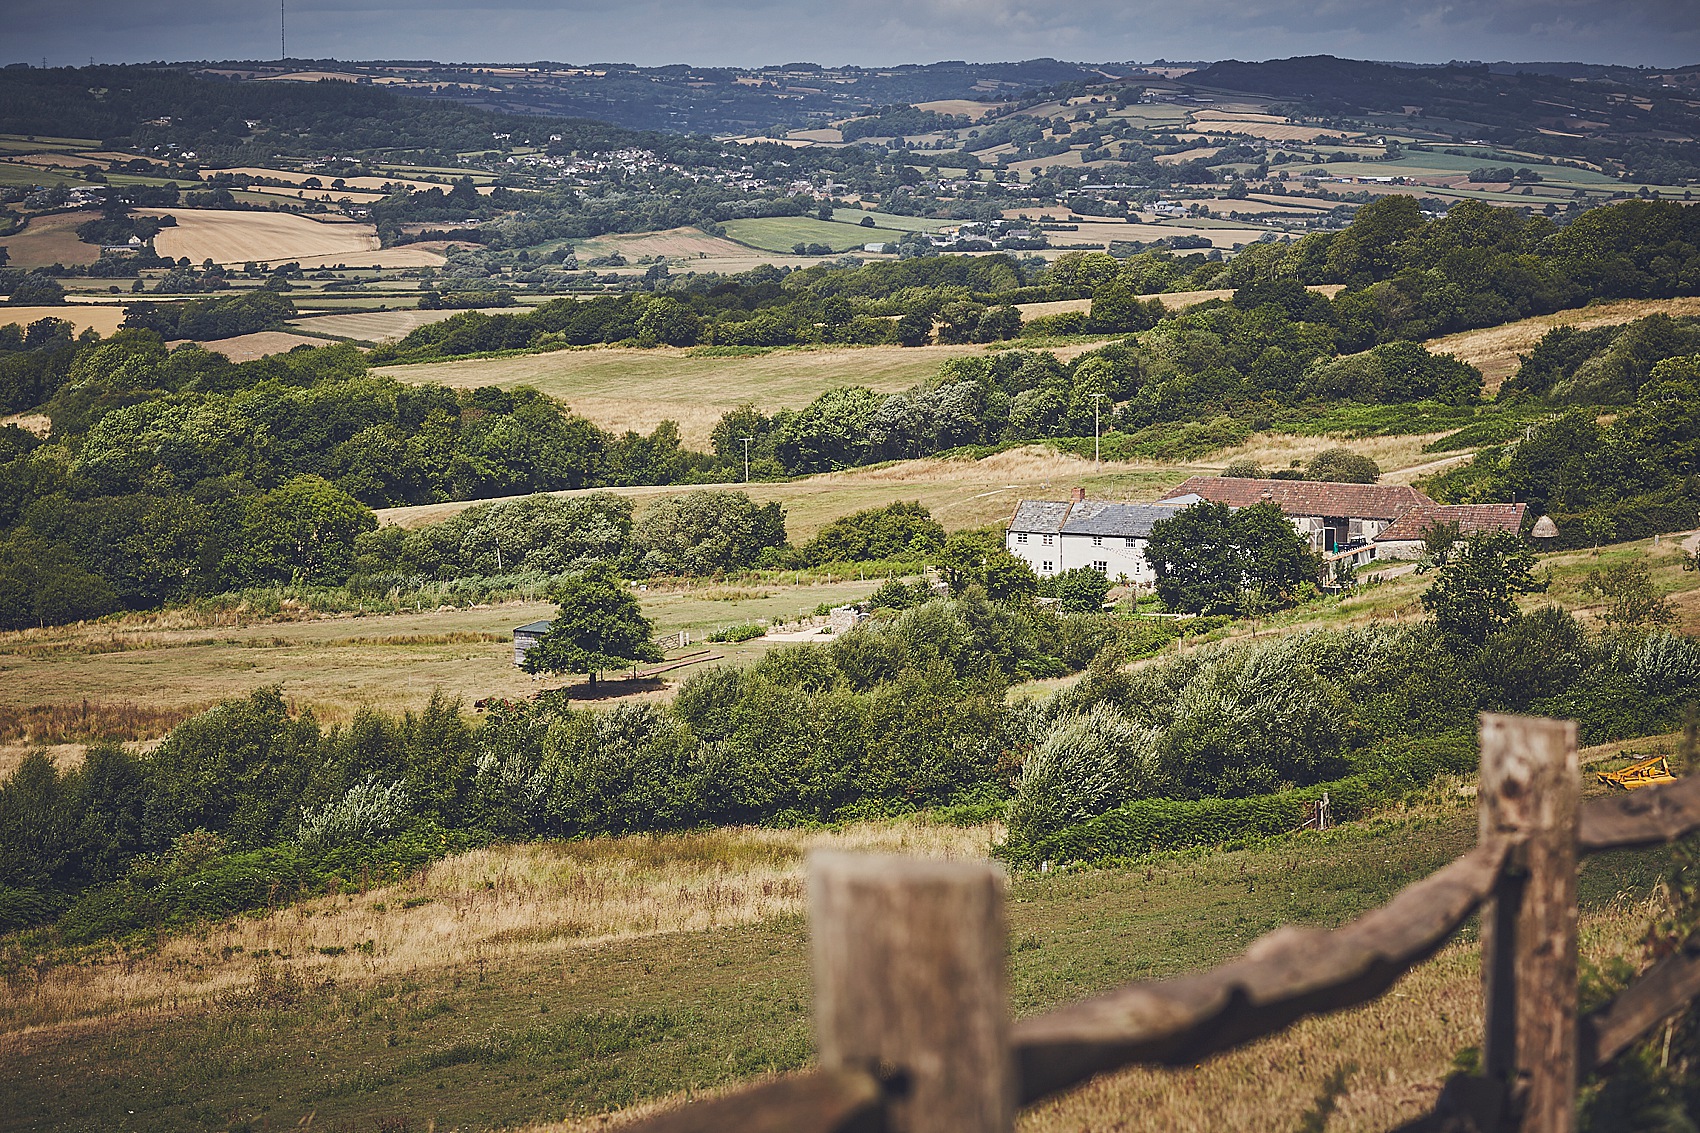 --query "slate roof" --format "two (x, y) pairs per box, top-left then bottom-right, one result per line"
(1158, 476), (1437, 520)
(1059, 500), (1187, 538)
(1374, 503), (1528, 542)
(1009, 499), (1187, 538)
(1009, 500), (1073, 533)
